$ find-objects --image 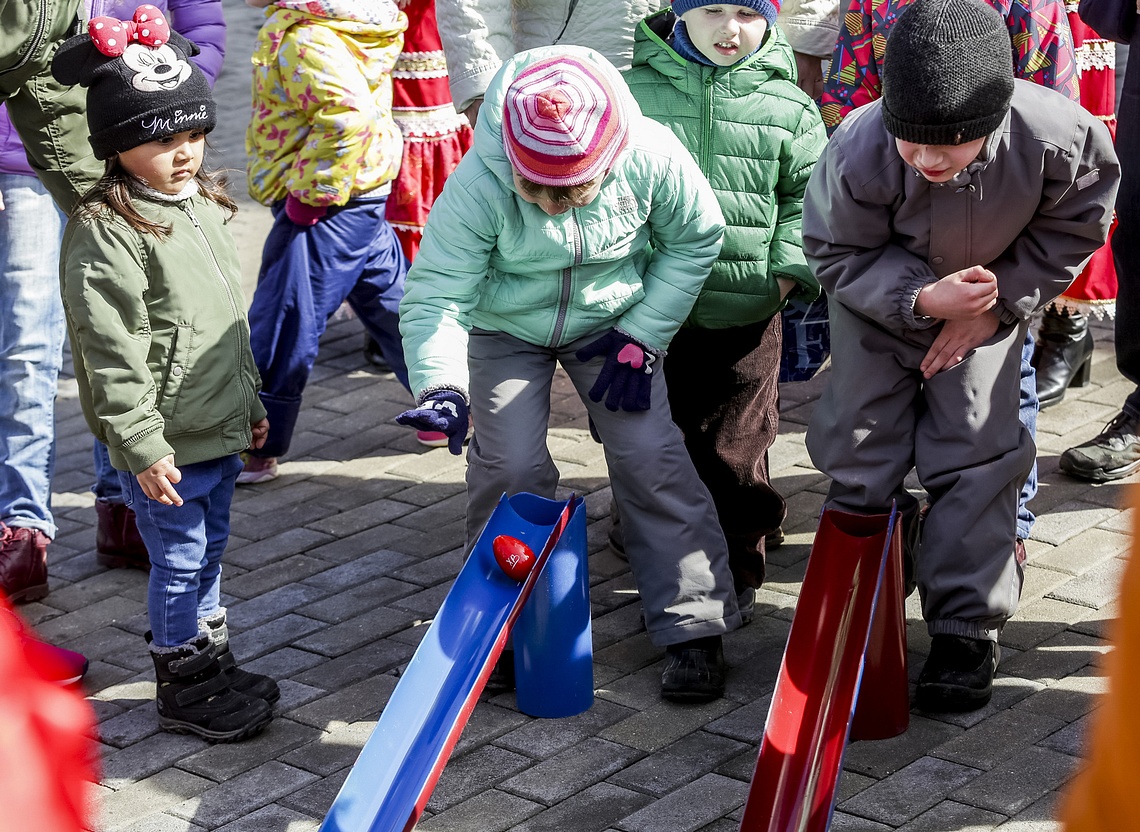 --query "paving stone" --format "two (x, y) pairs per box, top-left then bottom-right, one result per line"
(296, 576), (419, 623)
(501, 738), (644, 805)
(1000, 597), (1098, 652)
(292, 606), (419, 657)
(1029, 501), (1119, 546)
(178, 718), (322, 780)
(96, 768), (213, 831)
(599, 698), (737, 753)
(419, 790), (543, 832)
(230, 613), (325, 662)
(494, 698), (636, 758)
(828, 814), (894, 832)
(35, 594), (146, 644)
(222, 555), (333, 598)
(225, 583), (332, 630)
(100, 732), (203, 785)
(98, 703), (163, 749)
(452, 702), (532, 757)
(1046, 556), (1127, 609)
(614, 773), (747, 832)
(428, 745), (535, 812)
(390, 548), (465, 588)
(214, 803), (320, 832)
(952, 745), (1077, 816)
(299, 548), (417, 591)
(279, 720), (376, 776)
(897, 800), (1007, 832)
(508, 782), (654, 832)
(994, 792), (1060, 831)
(277, 768), (348, 819)
(607, 731), (749, 798)
(838, 756), (982, 826)
(287, 673), (397, 729)
(1013, 667), (1107, 722)
(166, 761), (319, 828)
(594, 662), (667, 712)
(226, 527), (336, 570)
(290, 637), (414, 689)
(843, 715), (963, 778)
(1000, 631), (1110, 684)
(932, 709), (1066, 771)
(1037, 712), (1094, 758)
(306, 498), (419, 536)
(1028, 527), (1131, 575)
(113, 813), (206, 832)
